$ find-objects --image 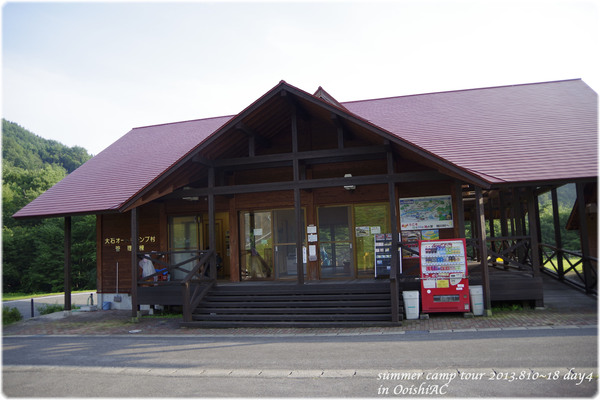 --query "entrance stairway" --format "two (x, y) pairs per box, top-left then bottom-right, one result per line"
(181, 281), (402, 328)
